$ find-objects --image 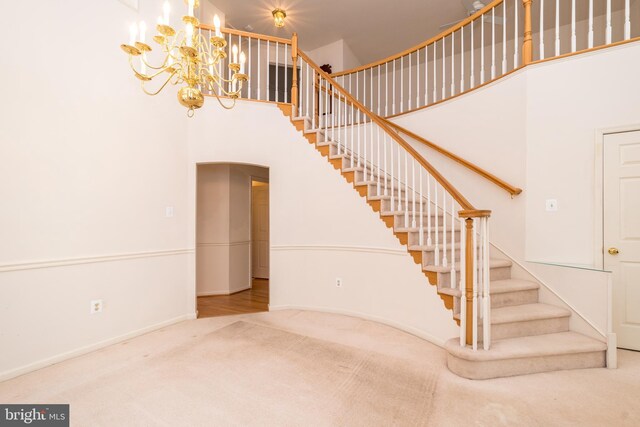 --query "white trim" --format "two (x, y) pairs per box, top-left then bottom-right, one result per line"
(197, 285), (252, 297)
(0, 313), (196, 383)
(271, 244), (407, 256)
(0, 249), (193, 273)
(492, 242), (608, 338)
(196, 241), (251, 248)
(268, 305), (445, 347)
